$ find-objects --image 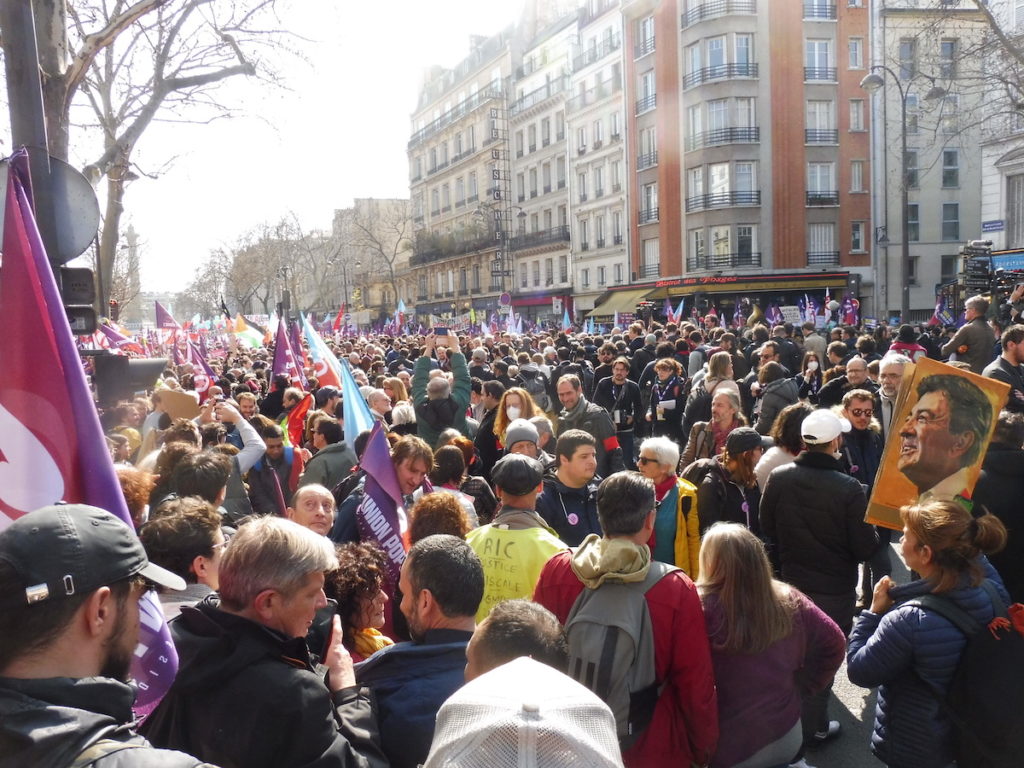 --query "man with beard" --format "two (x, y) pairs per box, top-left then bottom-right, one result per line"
(874, 354), (911, 440)
(356, 535), (483, 768)
(592, 356), (644, 469)
(142, 517), (386, 768)
(0, 504), (206, 767)
(555, 374), (625, 478)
